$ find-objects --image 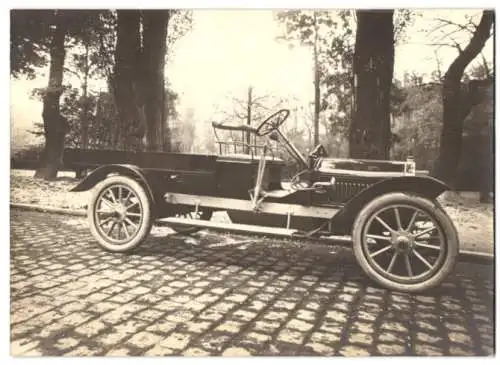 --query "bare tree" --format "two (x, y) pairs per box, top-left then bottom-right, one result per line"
(432, 10), (494, 186)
